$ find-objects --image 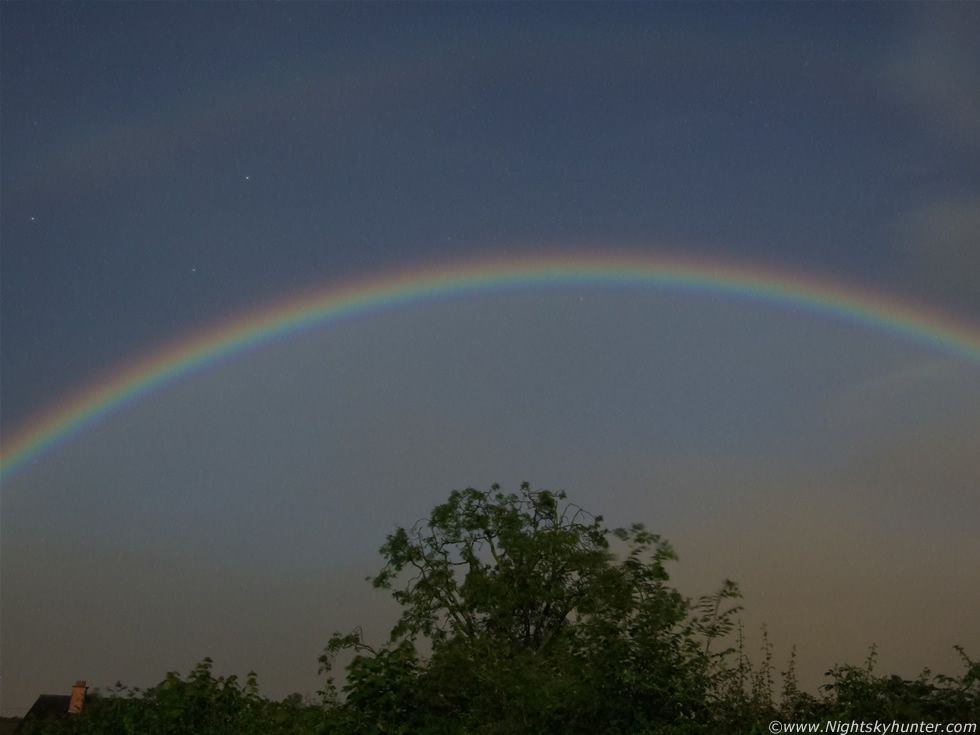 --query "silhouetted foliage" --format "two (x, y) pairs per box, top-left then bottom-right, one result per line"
(19, 484), (979, 734)
(16, 659), (323, 735)
(318, 483), (747, 734)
